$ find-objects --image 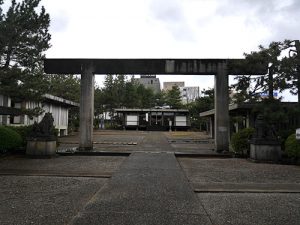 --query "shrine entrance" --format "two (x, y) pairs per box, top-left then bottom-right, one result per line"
(44, 58), (266, 152)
